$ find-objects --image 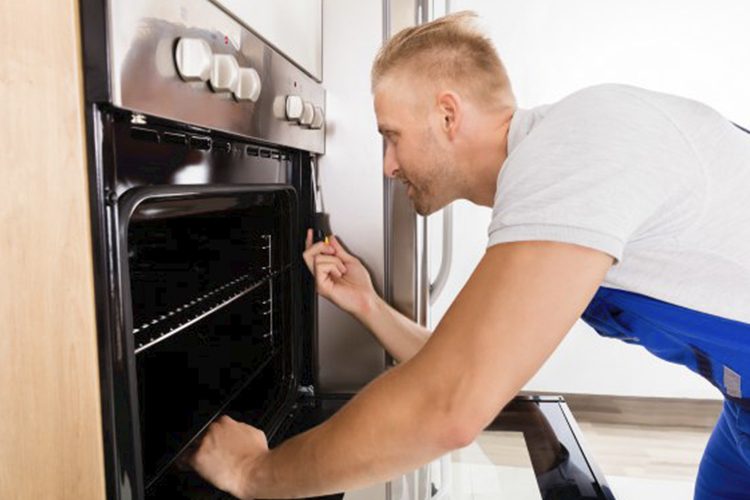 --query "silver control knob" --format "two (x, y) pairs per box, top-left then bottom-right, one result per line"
(285, 95), (304, 121)
(210, 54), (239, 93)
(234, 67), (262, 102)
(174, 38), (212, 82)
(300, 102), (315, 127)
(310, 106), (325, 129)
